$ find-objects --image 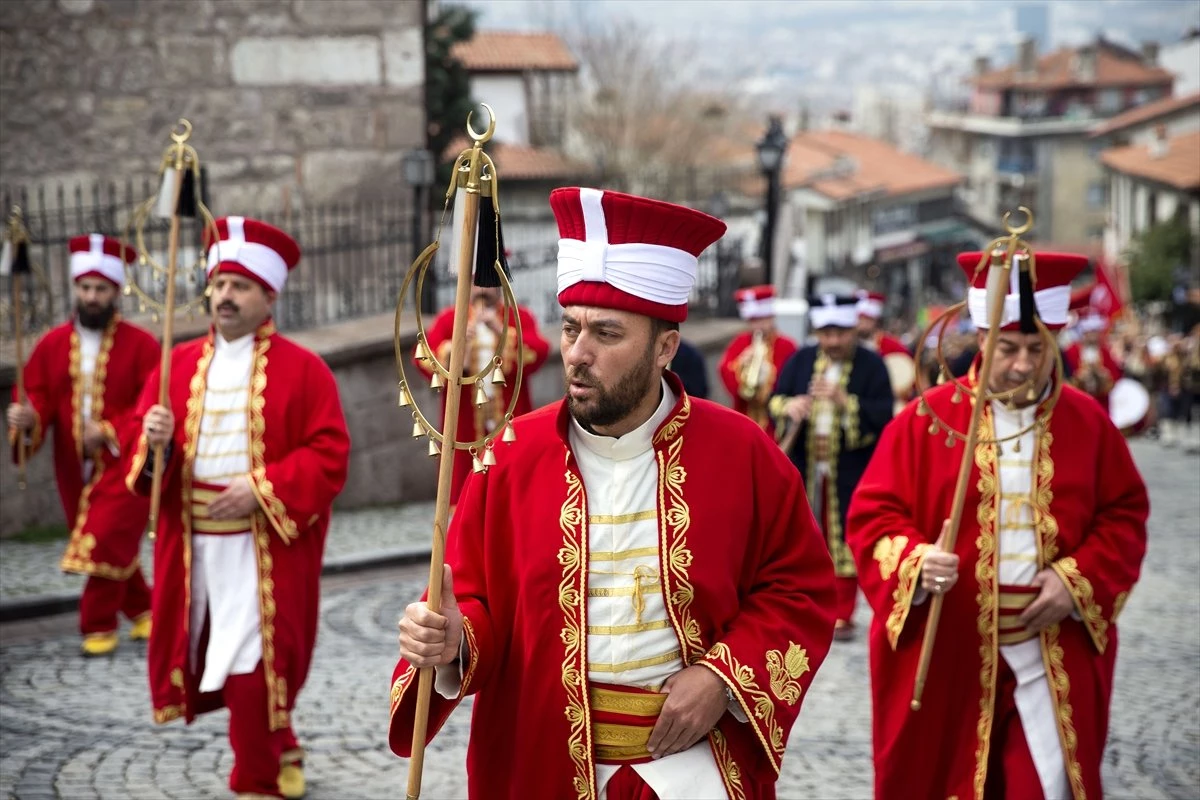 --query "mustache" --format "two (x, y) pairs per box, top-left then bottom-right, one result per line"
(567, 367), (596, 387)
(217, 302), (239, 313)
